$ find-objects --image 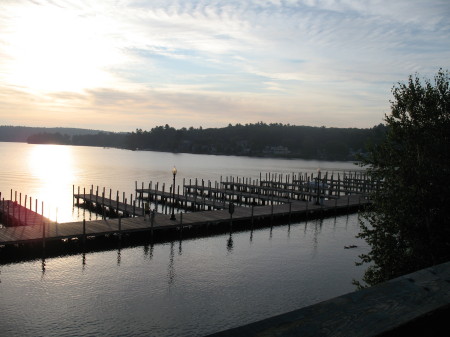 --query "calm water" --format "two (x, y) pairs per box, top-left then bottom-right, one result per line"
(0, 142), (367, 336)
